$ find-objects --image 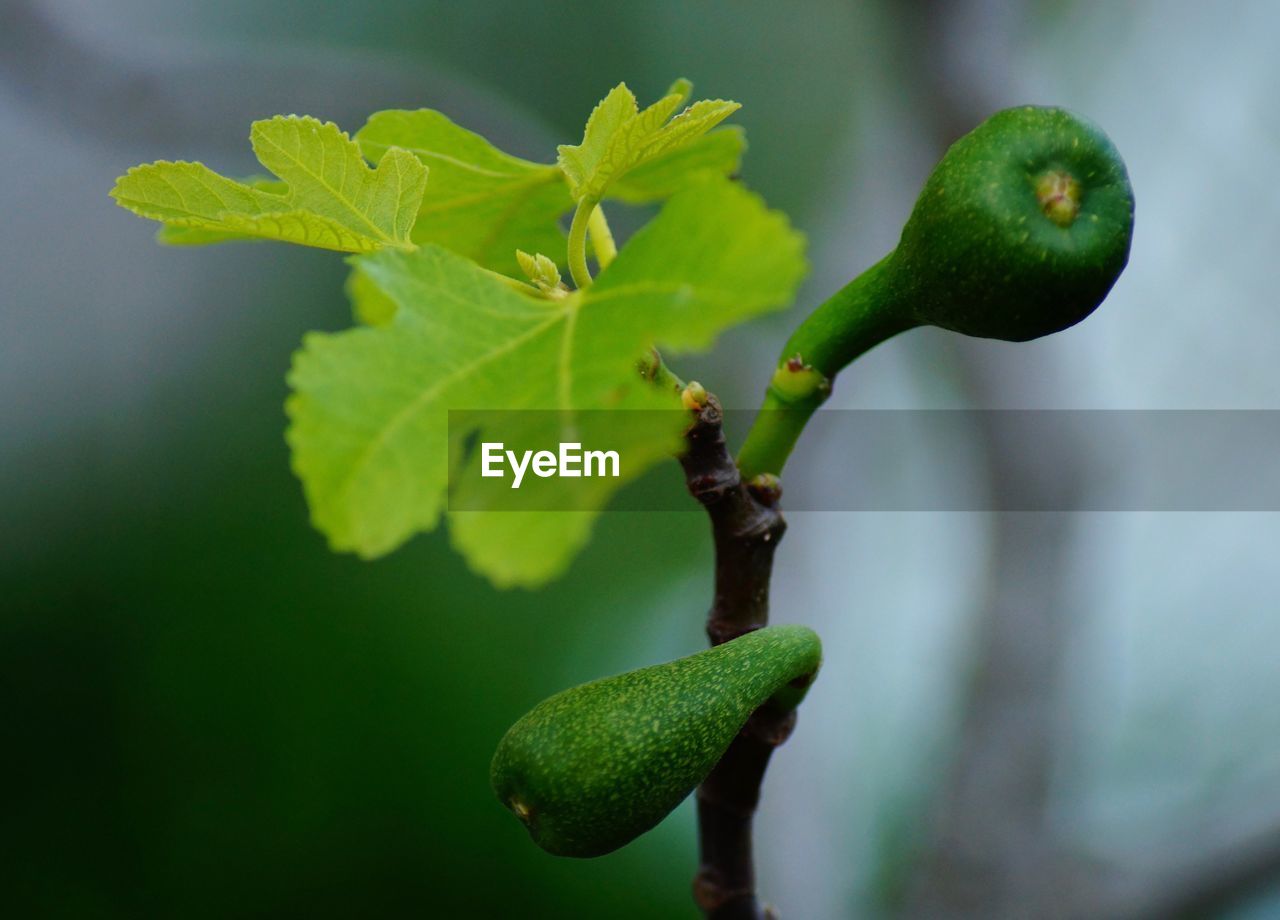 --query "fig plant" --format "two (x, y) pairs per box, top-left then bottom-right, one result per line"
(112, 80), (1133, 918)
